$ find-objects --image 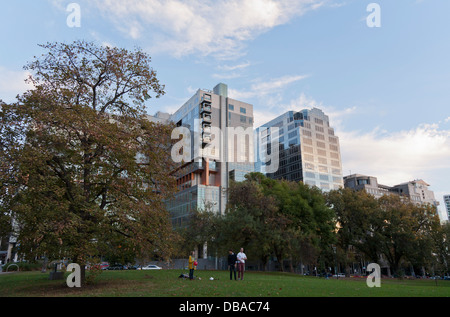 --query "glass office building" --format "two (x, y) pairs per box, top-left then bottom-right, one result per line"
(443, 195), (450, 221)
(255, 108), (344, 191)
(151, 83), (254, 227)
